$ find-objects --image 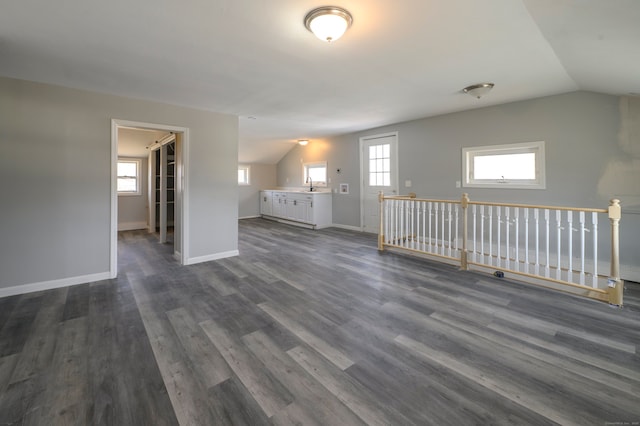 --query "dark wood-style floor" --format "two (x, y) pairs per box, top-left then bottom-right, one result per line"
(1, 218), (639, 425)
